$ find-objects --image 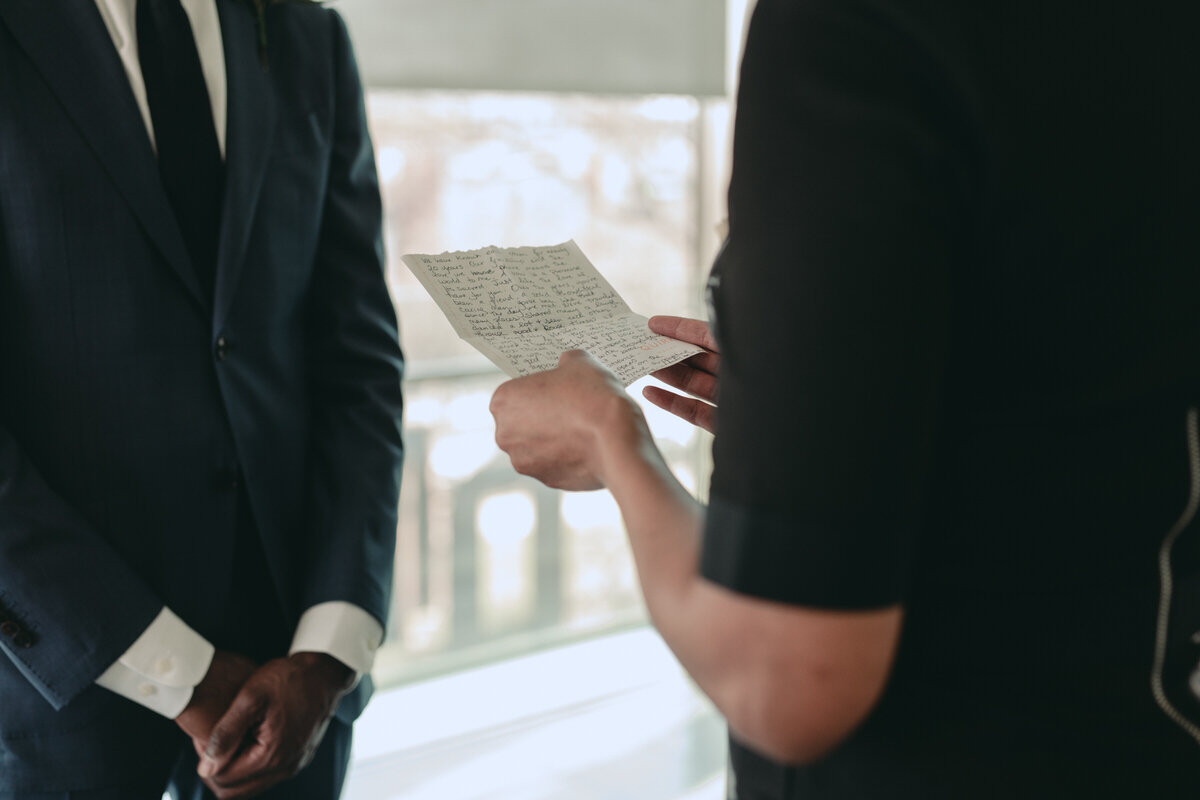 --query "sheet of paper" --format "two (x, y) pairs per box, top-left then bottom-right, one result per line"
(401, 240), (702, 386)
